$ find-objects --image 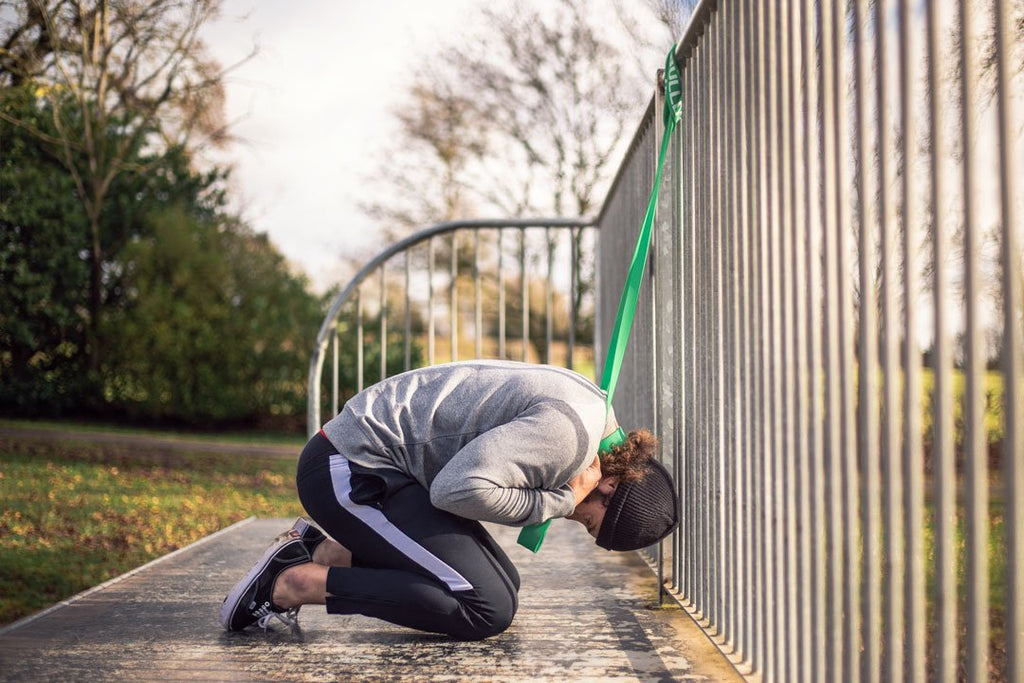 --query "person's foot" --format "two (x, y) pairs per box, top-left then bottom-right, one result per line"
(220, 536), (311, 631)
